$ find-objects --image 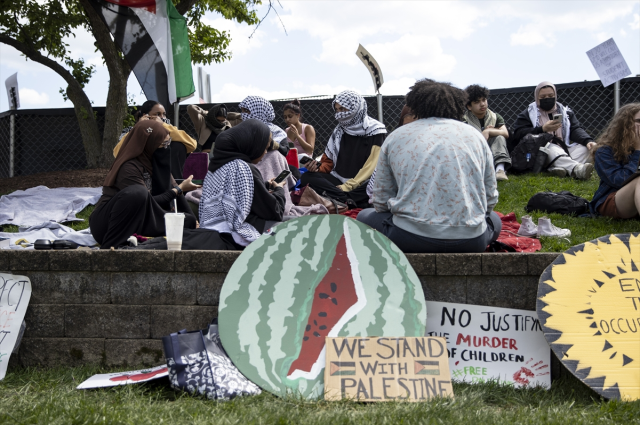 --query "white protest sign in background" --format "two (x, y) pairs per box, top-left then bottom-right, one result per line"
(77, 365), (169, 389)
(4, 73), (20, 109)
(586, 38), (632, 88)
(0, 273), (31, 380)
(425, 301), (550, 388)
